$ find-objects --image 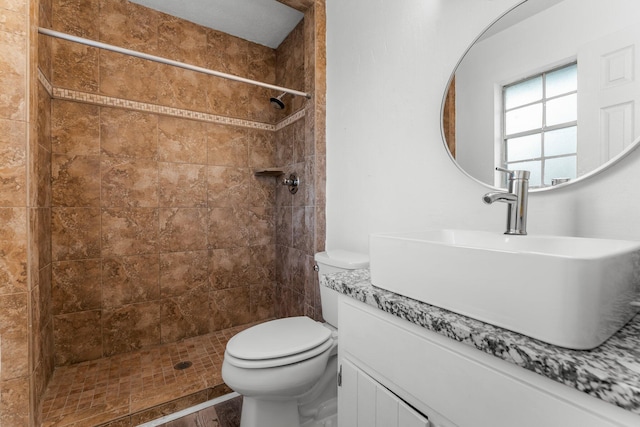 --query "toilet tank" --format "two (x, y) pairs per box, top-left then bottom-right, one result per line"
(314, 250), (369, 327)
